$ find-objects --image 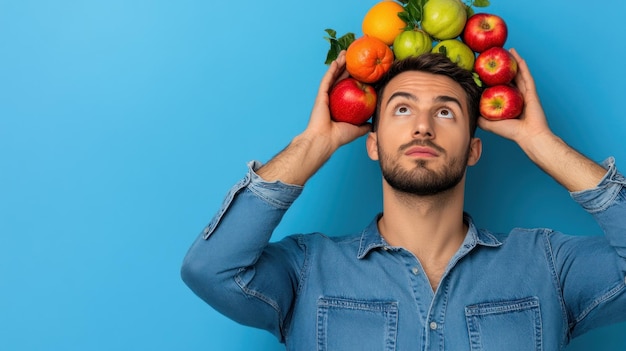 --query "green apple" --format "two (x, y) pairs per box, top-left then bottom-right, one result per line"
(393, 29), (433, 60)
(421, 0), (467, 40)
(432, 39), (475, 71)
